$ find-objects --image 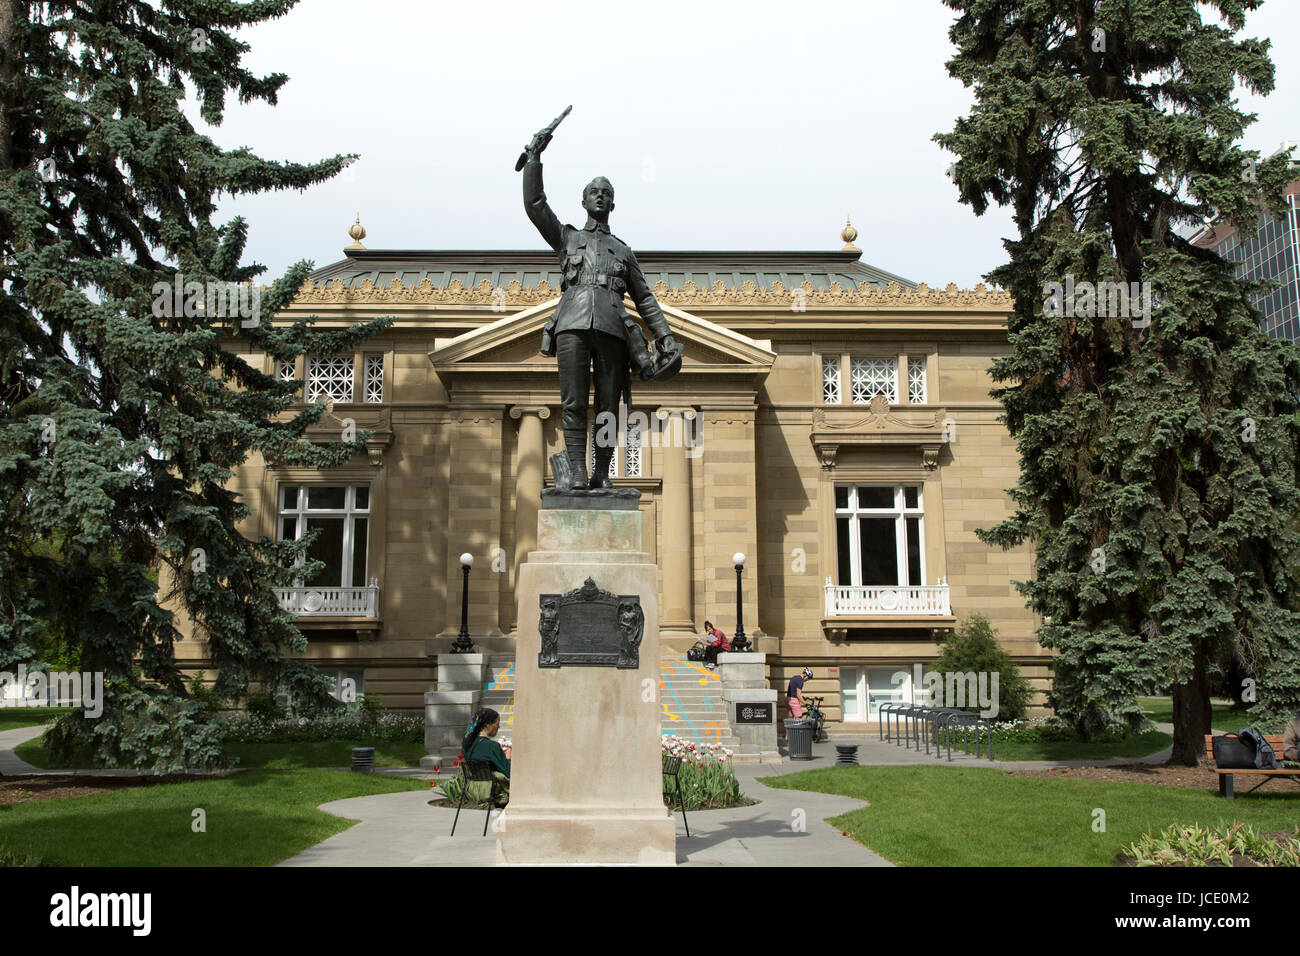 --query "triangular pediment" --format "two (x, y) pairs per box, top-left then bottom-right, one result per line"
(428, 298), (776, 374)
